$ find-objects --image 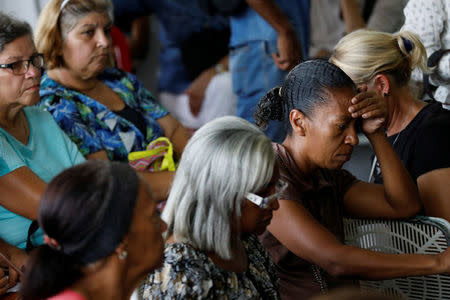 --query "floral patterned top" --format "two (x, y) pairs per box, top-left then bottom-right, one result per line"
(39, 68), (168, 161)
(139, 234), (280, 300)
